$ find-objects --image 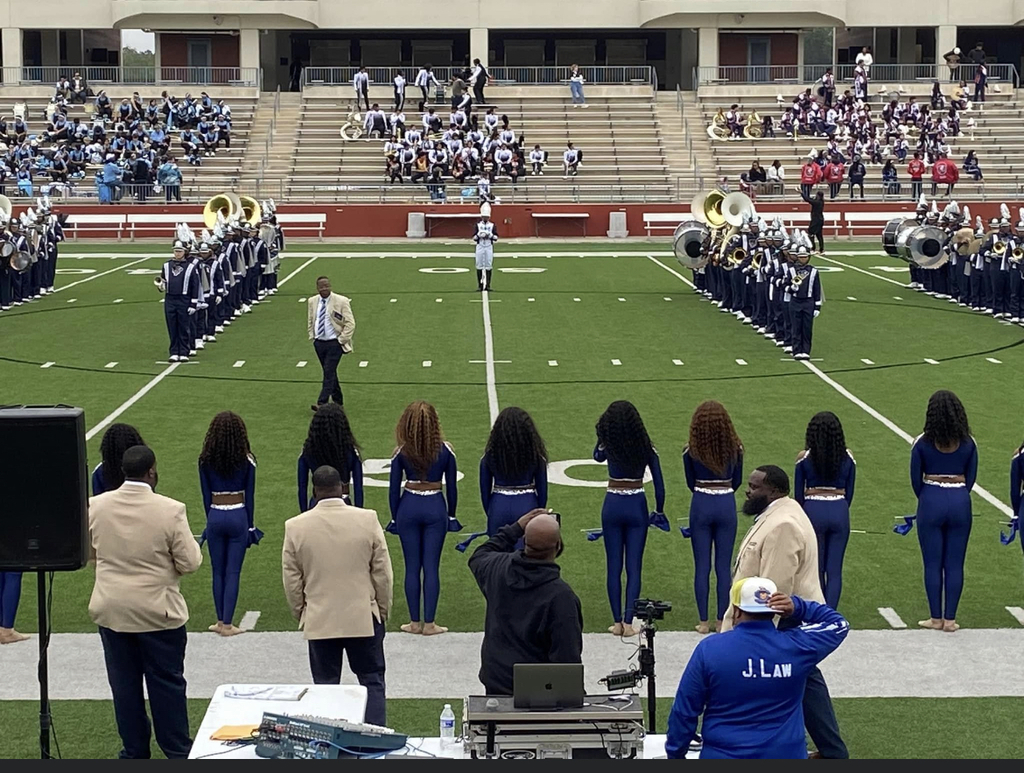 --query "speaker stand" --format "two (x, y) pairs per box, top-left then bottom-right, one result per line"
(37, 571), (52, 759)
